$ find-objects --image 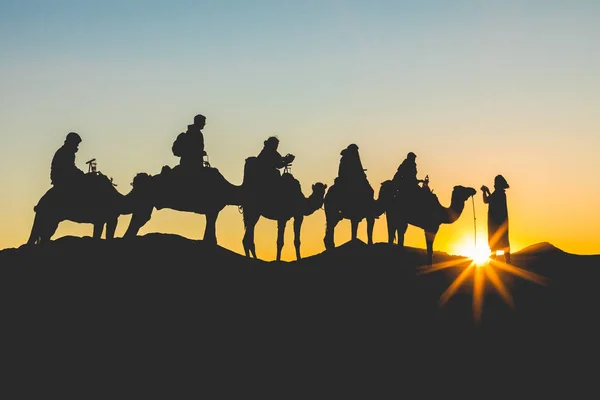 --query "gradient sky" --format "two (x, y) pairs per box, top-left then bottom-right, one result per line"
(1, 0), (599, 260)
